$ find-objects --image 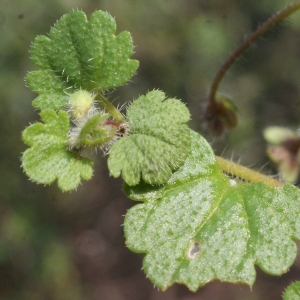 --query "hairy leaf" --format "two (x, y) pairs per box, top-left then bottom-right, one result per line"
(22, 110), (93, 191)
(27, 10), (139, 110)
(283, 281), (300, 300)
(124, 130), (300, 291)
(107, 90), (191, 185)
